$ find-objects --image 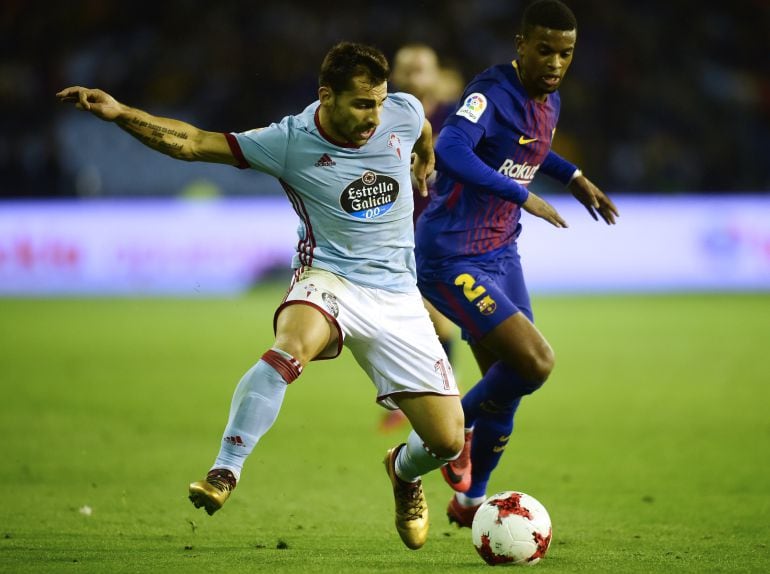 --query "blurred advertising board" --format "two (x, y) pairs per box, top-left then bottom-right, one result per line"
(518, 194), (770, 293)
(0, 195), (768, 296)
(0, 198), (296, 296)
